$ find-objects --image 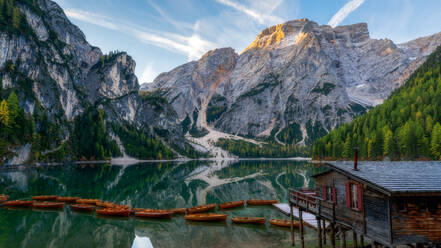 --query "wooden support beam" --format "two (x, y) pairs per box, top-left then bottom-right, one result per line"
(340, 227), (346, 248)
(352, 231), (357, 248)
(360, 235), (364, 248)
(323, 220), (327, 245)
(330, 223), (336, 248)
(317, 218), (323, 248)
(290, 204), (295, 247)
(299, 209), (304, 248)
